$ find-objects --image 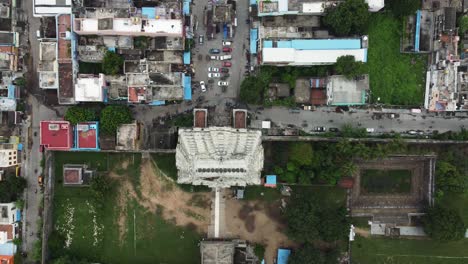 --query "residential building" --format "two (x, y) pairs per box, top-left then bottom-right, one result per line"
(63, 164), (95, 185)
(40, 120), (74, 150)
(0, 202), (19, 252)
(38, 40), (58, 89)
(116, 121), (140, 150)
(193, 109), (207, 128)
(75, 122), (99, 150)
(33, 0), (72, 17)
(0, 144), (17, 168)
(176, 127), (264, 188)
(257, 0), (384, 16)
(74, 74), (106, 103)
(261, 38), (368, 66)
